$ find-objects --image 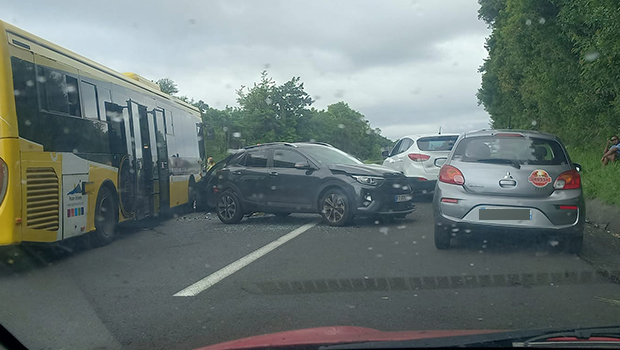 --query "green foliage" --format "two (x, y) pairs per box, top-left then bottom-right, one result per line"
(479, 0), (620, 203)
(156, 78), (179, 95)
(478, 0), (620, 148)
(197, 71), (392, 163)
(567, 146), (620, 206)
